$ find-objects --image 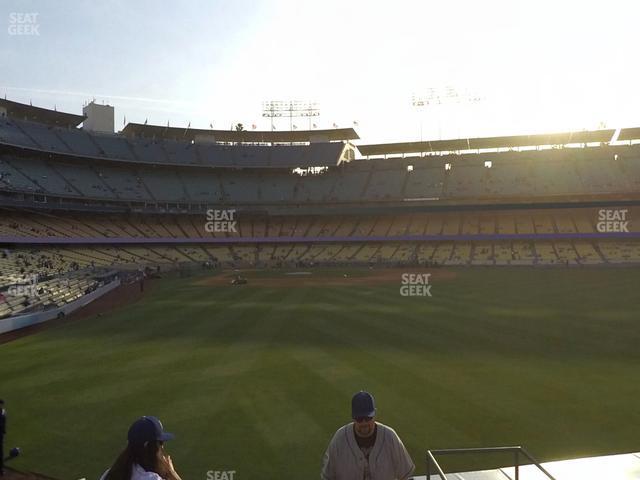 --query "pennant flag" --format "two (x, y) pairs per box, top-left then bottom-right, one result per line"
(293, 124), (298, 130)
(353, 120), (359, 126)
(312, 123), (317, 129)
(332, 122), (338, 128)
(252, 124), (257, 130)
(209, 122), (214, 129)
(144, 118), (148, 125)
